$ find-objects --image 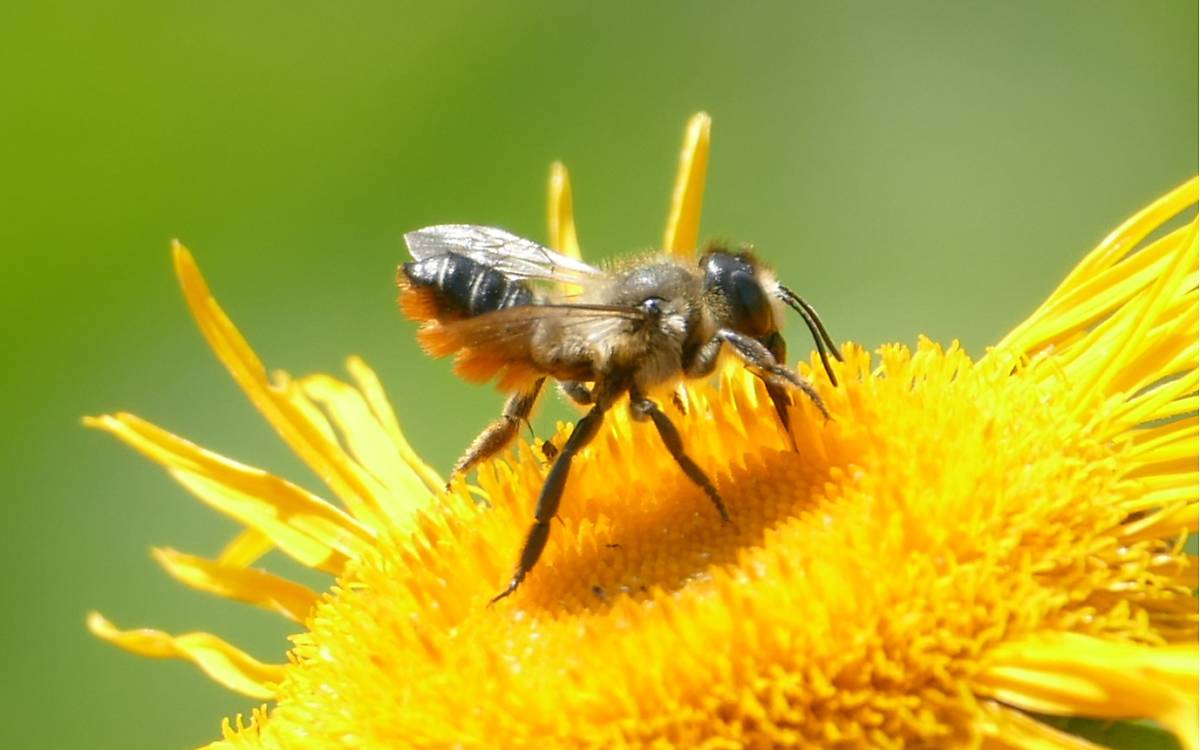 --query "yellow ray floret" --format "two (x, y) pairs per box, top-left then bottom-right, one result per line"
(87, 613), (284, 700)
(980, 634), (1198, 750)
(152, 547), (319, 623)
(978, 702), (1115, 750)
(85, 412), (372, 573)
(662, 111), (711, 257)
(217, 529), (275, 568)
(173, 244), (440, 532)
(89, 114), (1197, 749)
(547, 161), (581, 260)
